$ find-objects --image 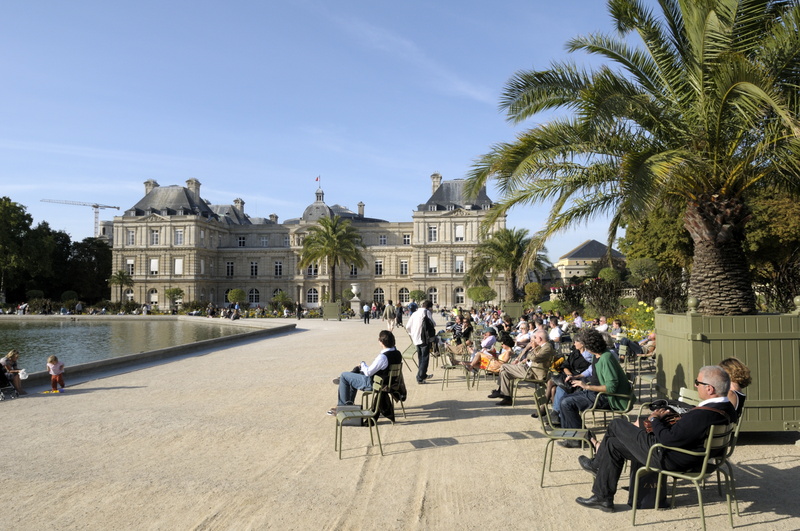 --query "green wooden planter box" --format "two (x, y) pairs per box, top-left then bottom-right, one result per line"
(502, 302), (525, 320)
(322, 302), (342, 321)
(653, 297), (800, 434)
